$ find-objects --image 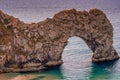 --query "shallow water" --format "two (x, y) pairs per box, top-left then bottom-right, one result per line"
(0, 0), (120, 80)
